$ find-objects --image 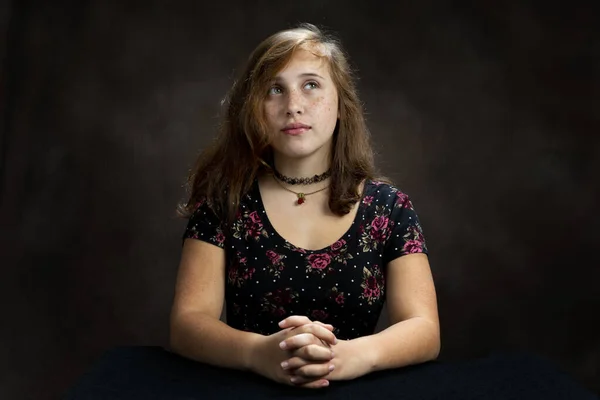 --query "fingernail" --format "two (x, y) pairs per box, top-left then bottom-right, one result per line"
(279, 341), (287, 349)
(334, 338), (338, 344)
(322, 380), (329, 387)
(330, 351), (335, 358)
(278, 320), (285, 327)
(290, 376), (298, 383)
(281, 361), (289, 370)
(329, 364), (335, 371)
